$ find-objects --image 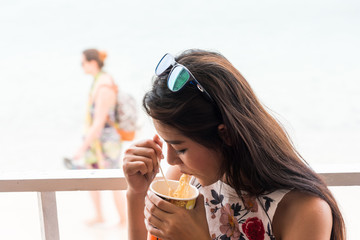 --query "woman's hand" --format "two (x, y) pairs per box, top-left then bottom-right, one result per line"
(144, 191), (211, 240)
(73, 147), (85, 161)
(123, 135), (164, 196)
